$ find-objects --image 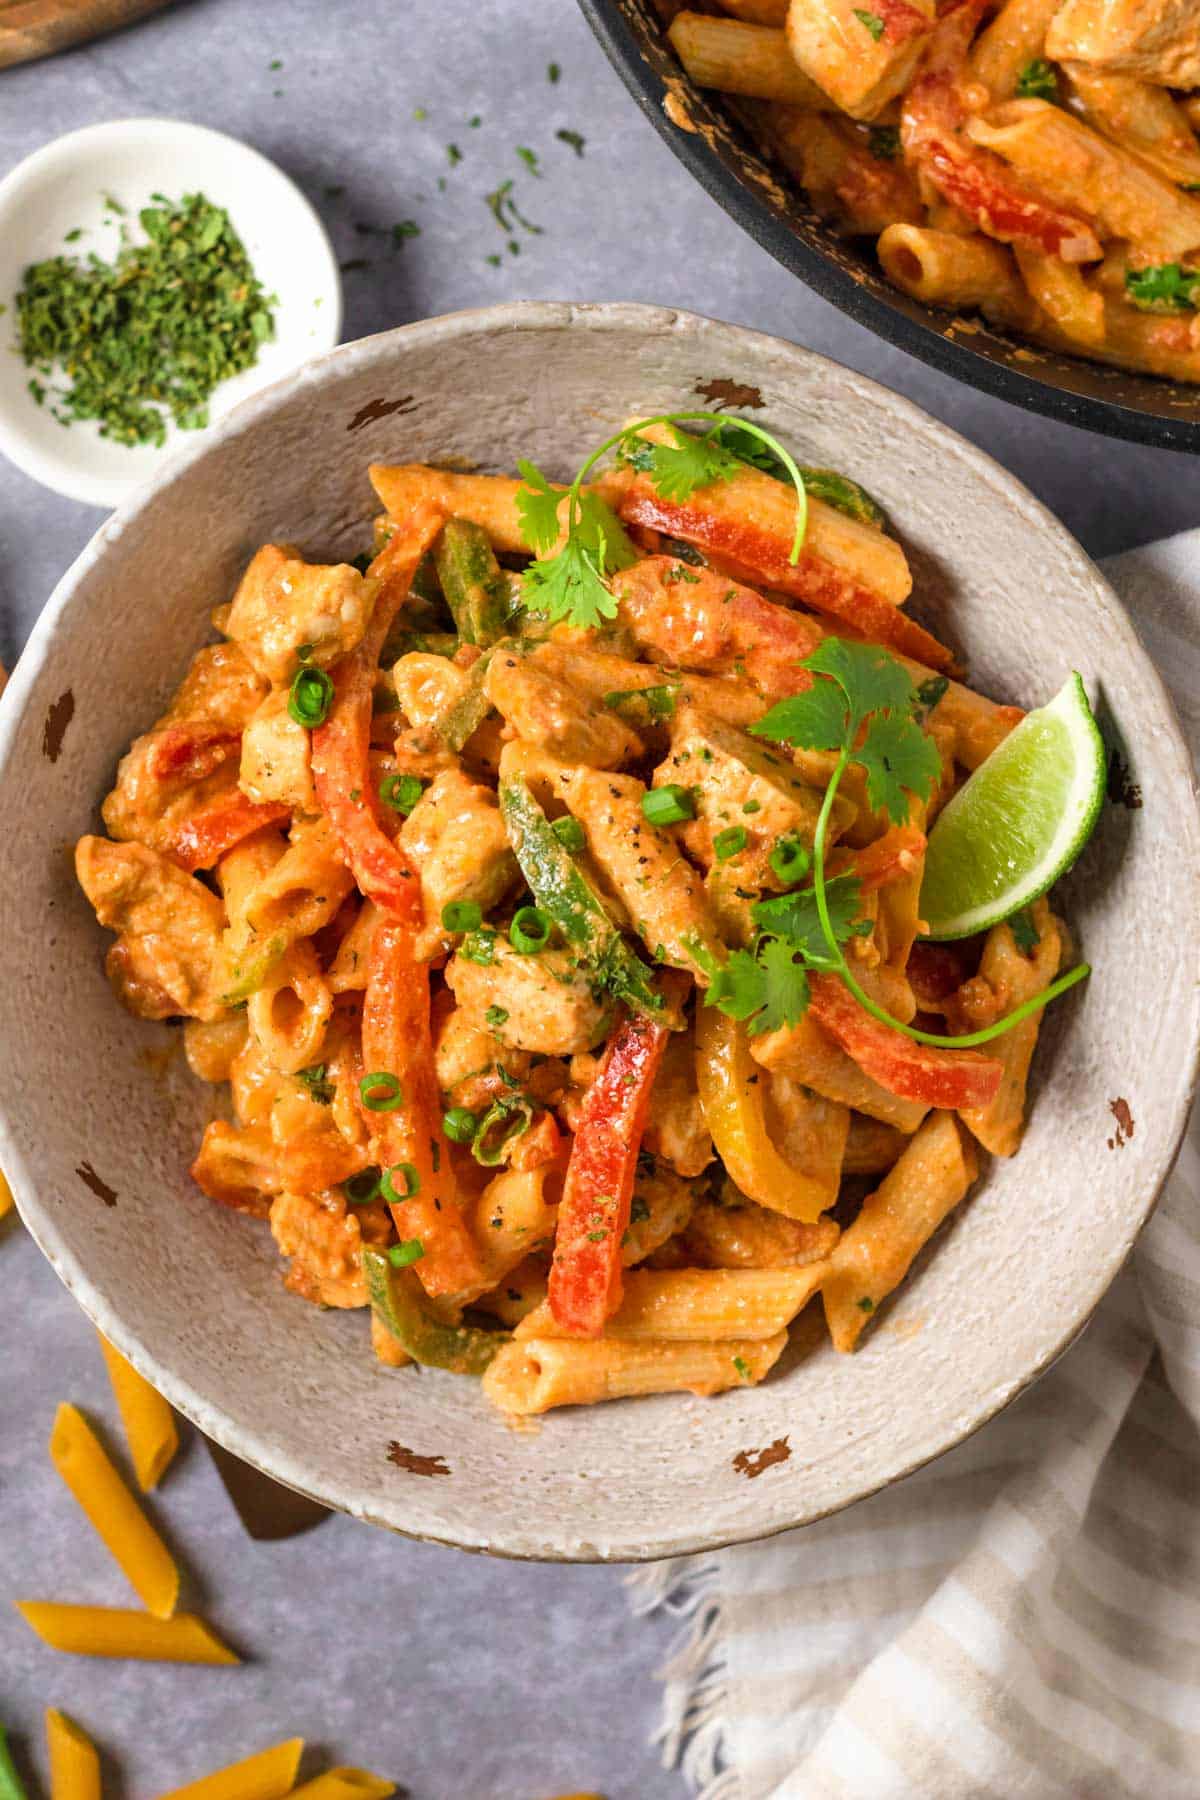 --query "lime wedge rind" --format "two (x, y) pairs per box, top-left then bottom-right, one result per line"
(920, 672), (1106, 942)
